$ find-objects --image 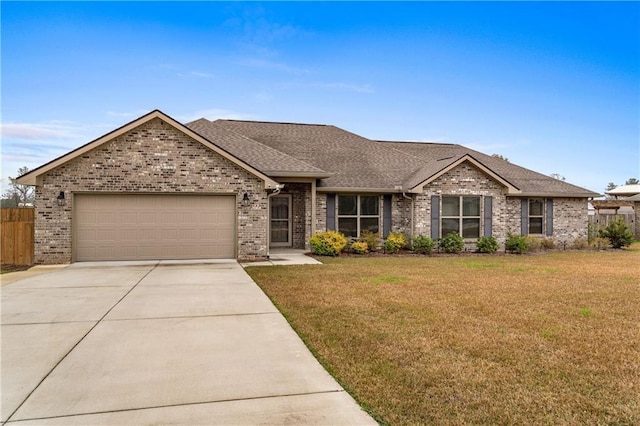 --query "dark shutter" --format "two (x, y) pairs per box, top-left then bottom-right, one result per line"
(326, 194), (336, 231)
(483, 196), (493, 237)
(431, 195), (440, 239)
(521, 199), (528, 235)
(383, 194), (392, 238)
(546, 199), (554, 236)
